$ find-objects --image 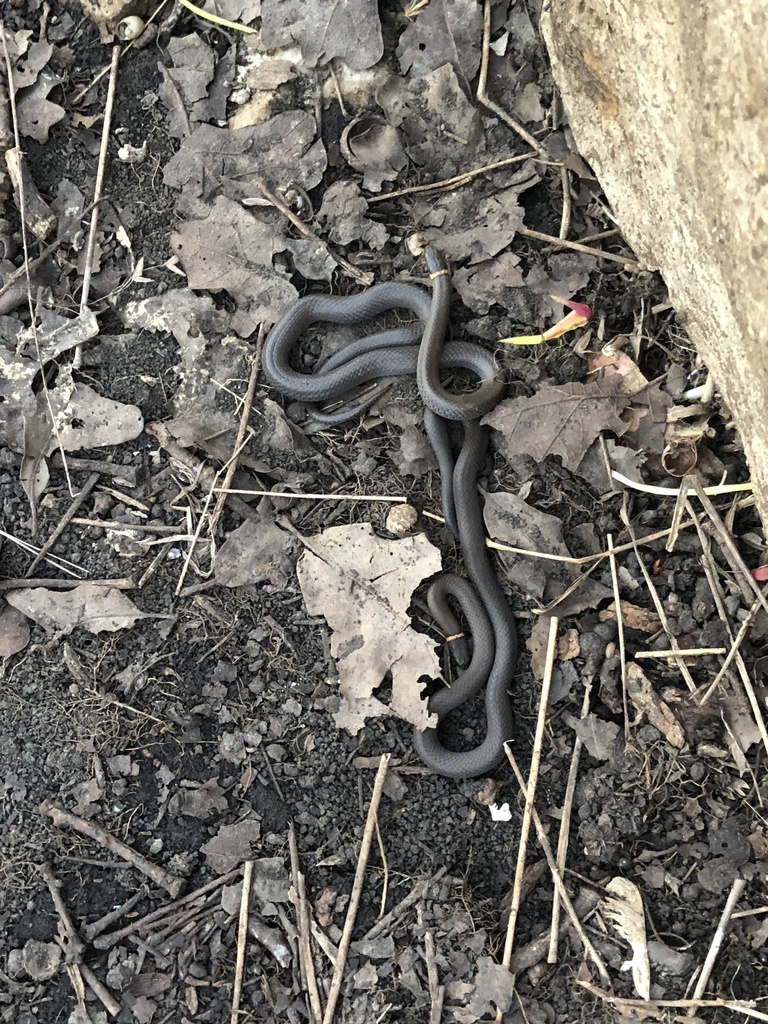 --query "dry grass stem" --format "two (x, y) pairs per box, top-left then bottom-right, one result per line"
(691, 478), (768, 617)
(477, 0), (548, 158)
(501, 616), (558, 967)
(665, 476), (692, 552)
(230, 859), (254, 1024)
(687, 878), (747, 1014)
(374, 816), (389, 918)
(211, 332), (263, 537)
(323, 753), (391, 1024)
(548, 680), (592, 963)
(635, 648), (727, 659)
(702, 593), (763, 699)
(505, 751), (611, 988)
(621, 500), (698, 693)
(606, 533), (629, 740)
(1, 529), (87, 578)
(289, 823), (324, 1023)
(612, 470), (752, 498)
